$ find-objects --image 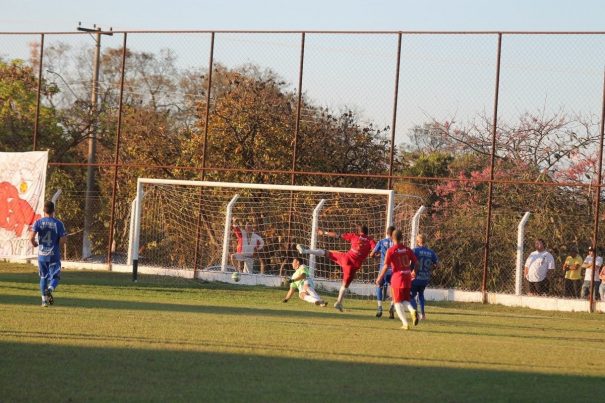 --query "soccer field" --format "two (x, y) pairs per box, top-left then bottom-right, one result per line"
(1, 263), (604, 402)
